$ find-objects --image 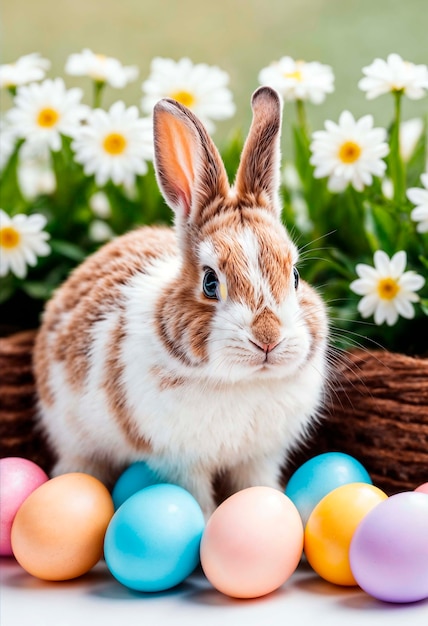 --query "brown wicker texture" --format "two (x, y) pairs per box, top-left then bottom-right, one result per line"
(1, 330), (427, 493)
(286, 350), (428, 493)
(0, 330), (55, 472)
